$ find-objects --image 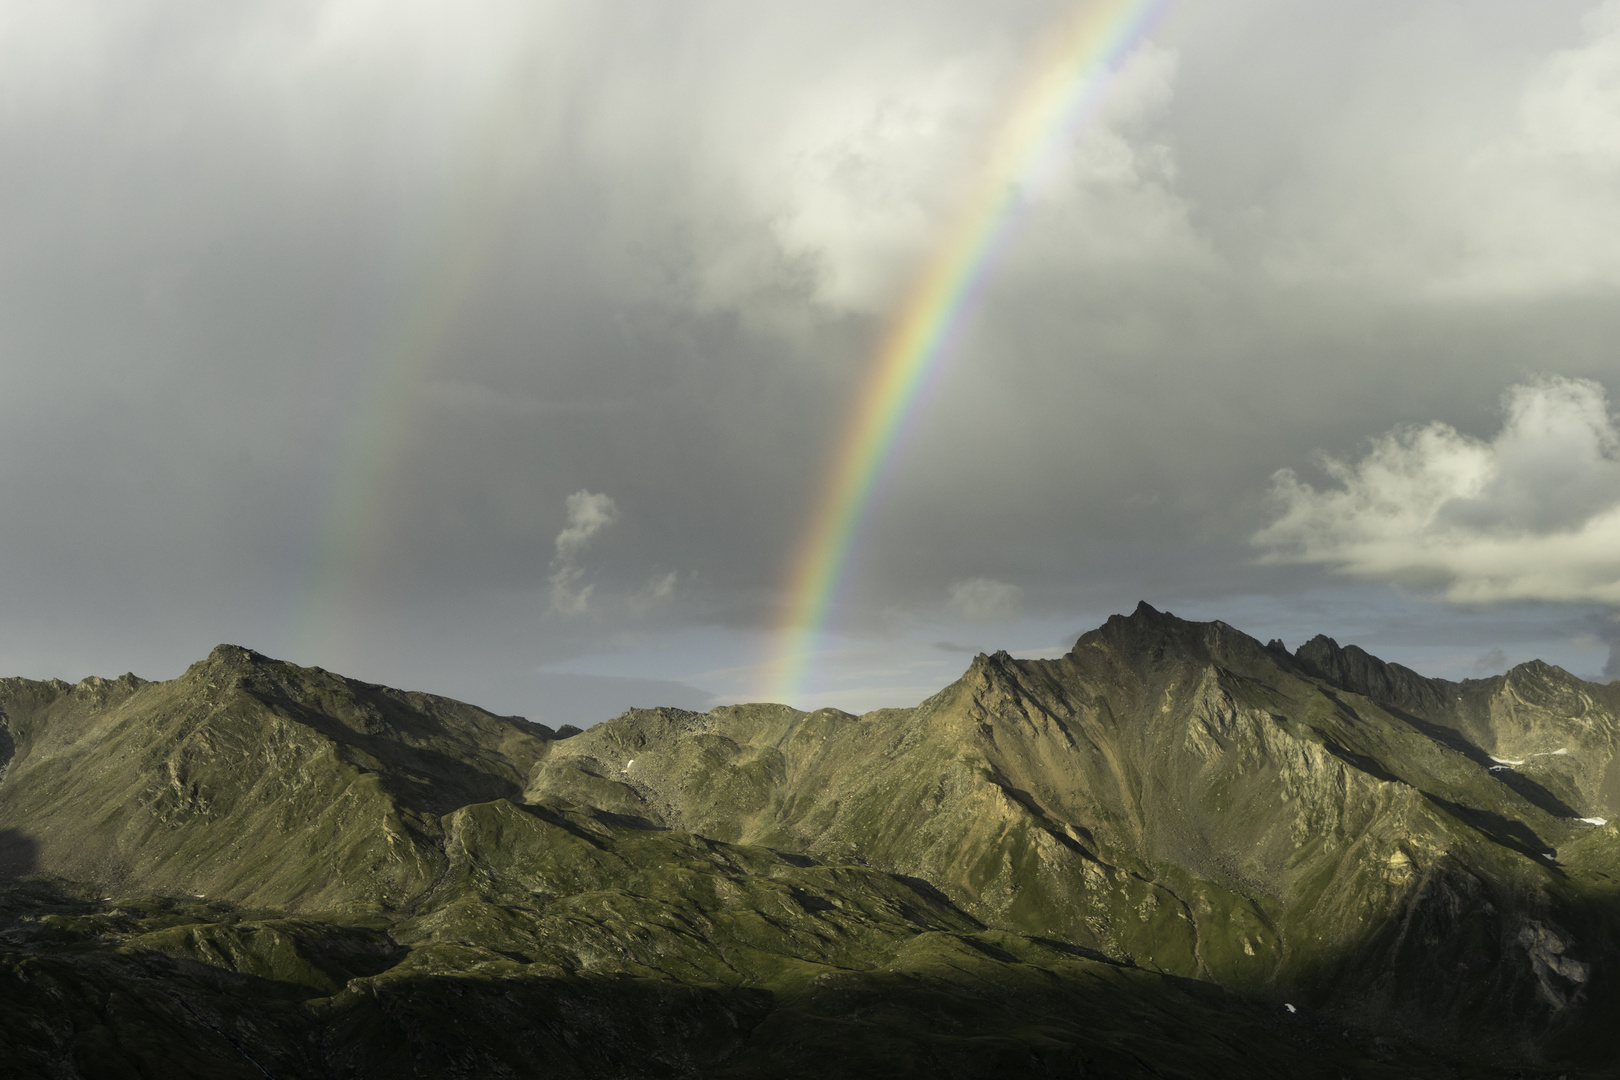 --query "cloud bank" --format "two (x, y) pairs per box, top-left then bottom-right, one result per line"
(1255, 377), (1620, 605)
